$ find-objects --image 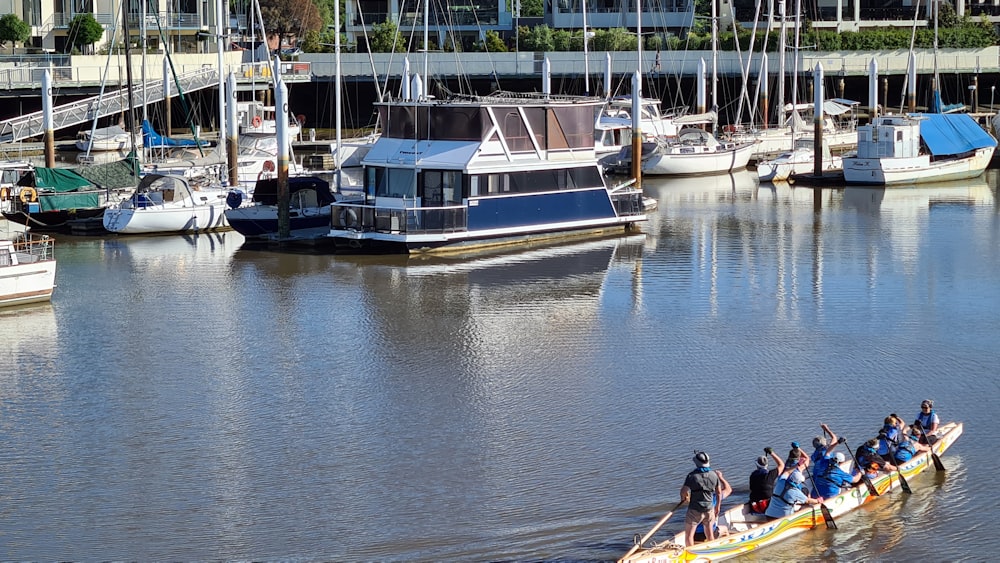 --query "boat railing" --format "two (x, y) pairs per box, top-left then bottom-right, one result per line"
(12, 233), (55, 262)
(607, 179), (648, 217)
(332, 202), (468, 234)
